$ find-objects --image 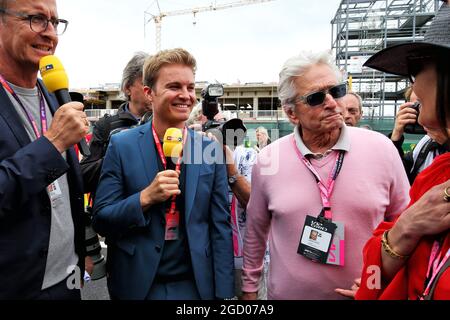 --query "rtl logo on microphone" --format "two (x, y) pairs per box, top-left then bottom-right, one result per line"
(165, 136), (182, 142)
(44, 64), (54, 71)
